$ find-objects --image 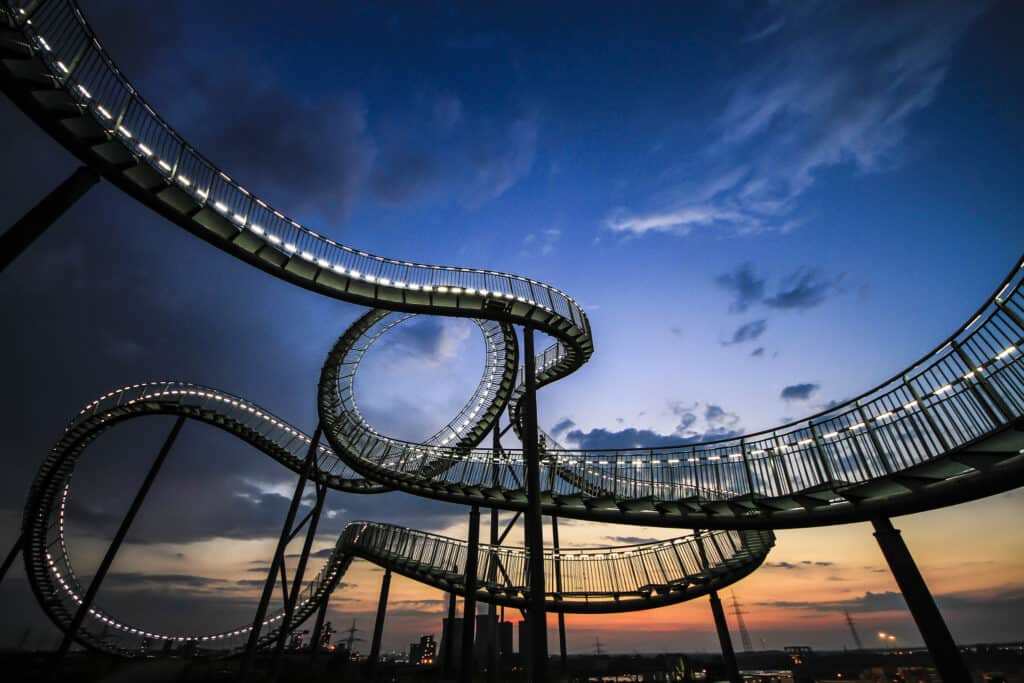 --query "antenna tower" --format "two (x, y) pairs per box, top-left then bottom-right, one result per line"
(730, 590), (754, 652)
